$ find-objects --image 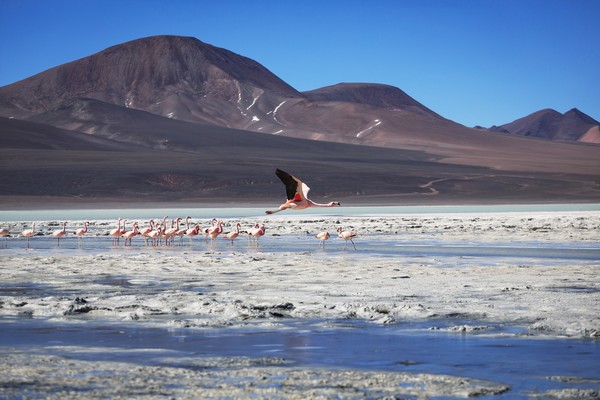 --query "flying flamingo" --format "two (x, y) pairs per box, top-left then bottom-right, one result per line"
(20, 223), (36, 248)
(316, 231), (330, 246)
(337, 227), (358, 250)
(0, 228), (9, 248)
(266, 169), (340, 215)
(122, 222), (139, 246)
(224, 223), (241, 244)
(109, 218), (123, 245)
(52, 221), (68, 246)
